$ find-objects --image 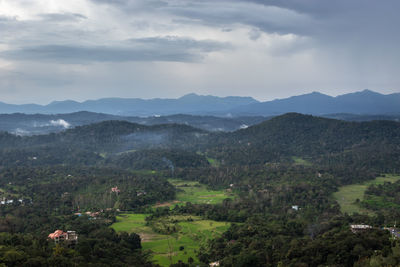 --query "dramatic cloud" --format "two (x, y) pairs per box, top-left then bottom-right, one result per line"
(0, 0), (398, 104)
(2, 37), (229, 63)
